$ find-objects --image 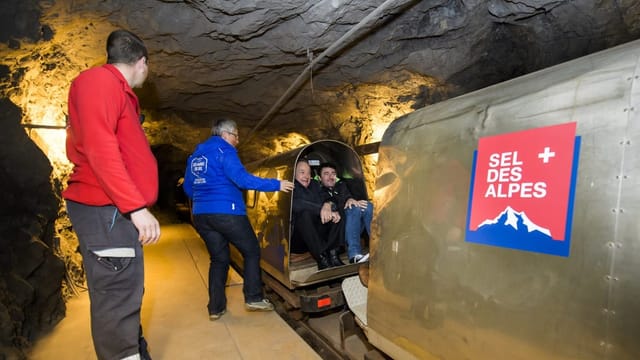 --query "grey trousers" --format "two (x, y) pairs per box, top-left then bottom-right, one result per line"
(66, 200), (145, 360)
